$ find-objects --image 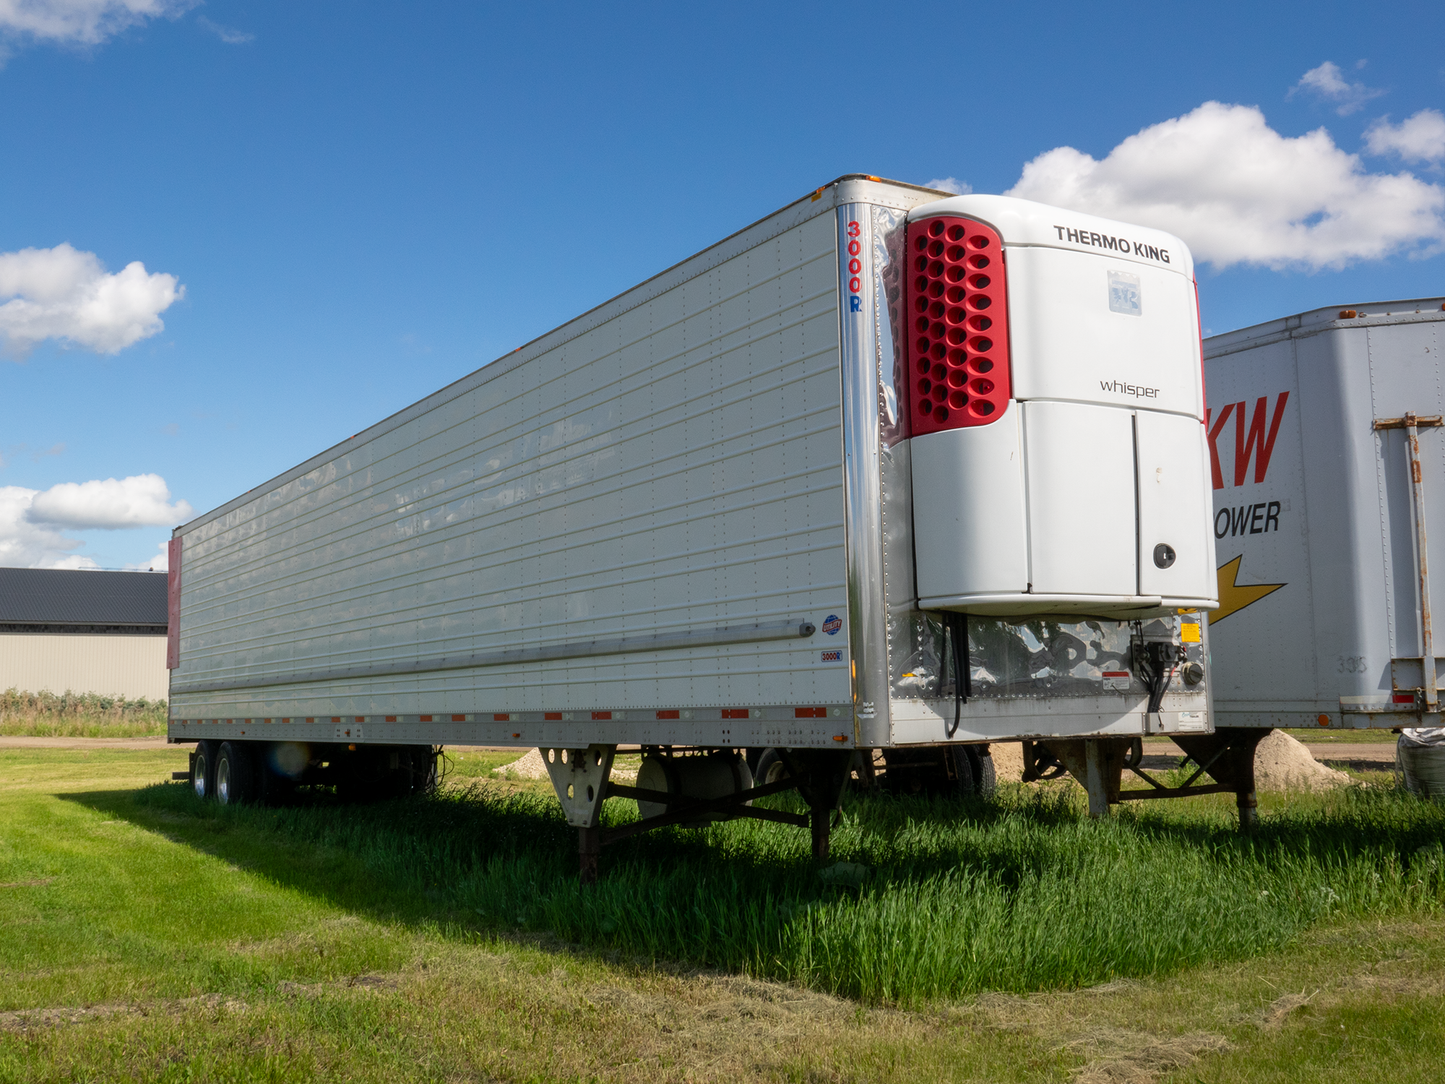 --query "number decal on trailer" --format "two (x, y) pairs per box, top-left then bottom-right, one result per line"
(1337, 656), (1367, 674)
(846, 219), (863, 312)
